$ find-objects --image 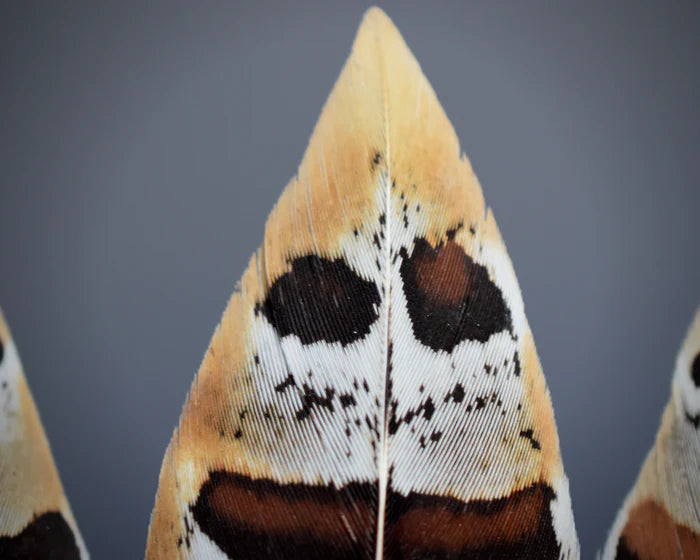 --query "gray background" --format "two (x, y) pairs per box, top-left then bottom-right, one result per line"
(1, 1), (698, 557)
